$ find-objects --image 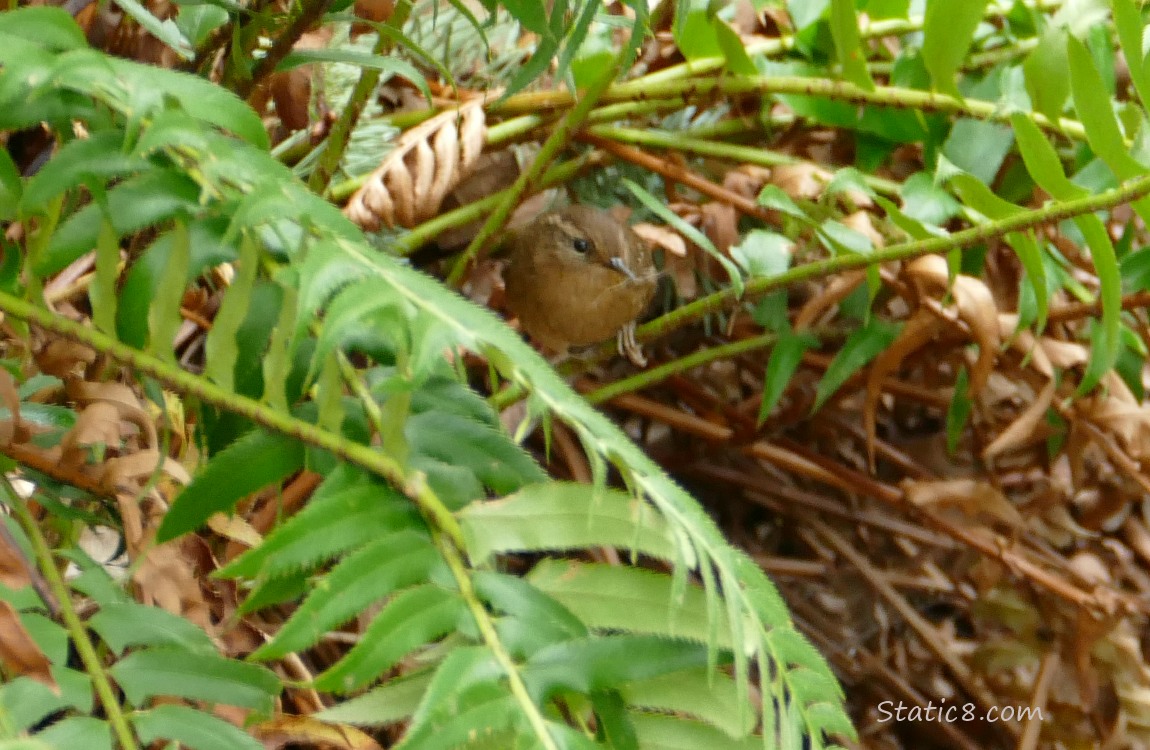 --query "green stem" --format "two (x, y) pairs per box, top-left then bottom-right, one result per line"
(638, 173), (1150, 343)
(0, 294), (465, 550)
(437, 533), (559, 750)
(309, 1), (414, 194)
(587, 124), (902, 196)
(3, 479), (139, 750)
(585, 333), (780, 404)
(598, 76), (1086, 141)
(445, 53), (626, 285)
